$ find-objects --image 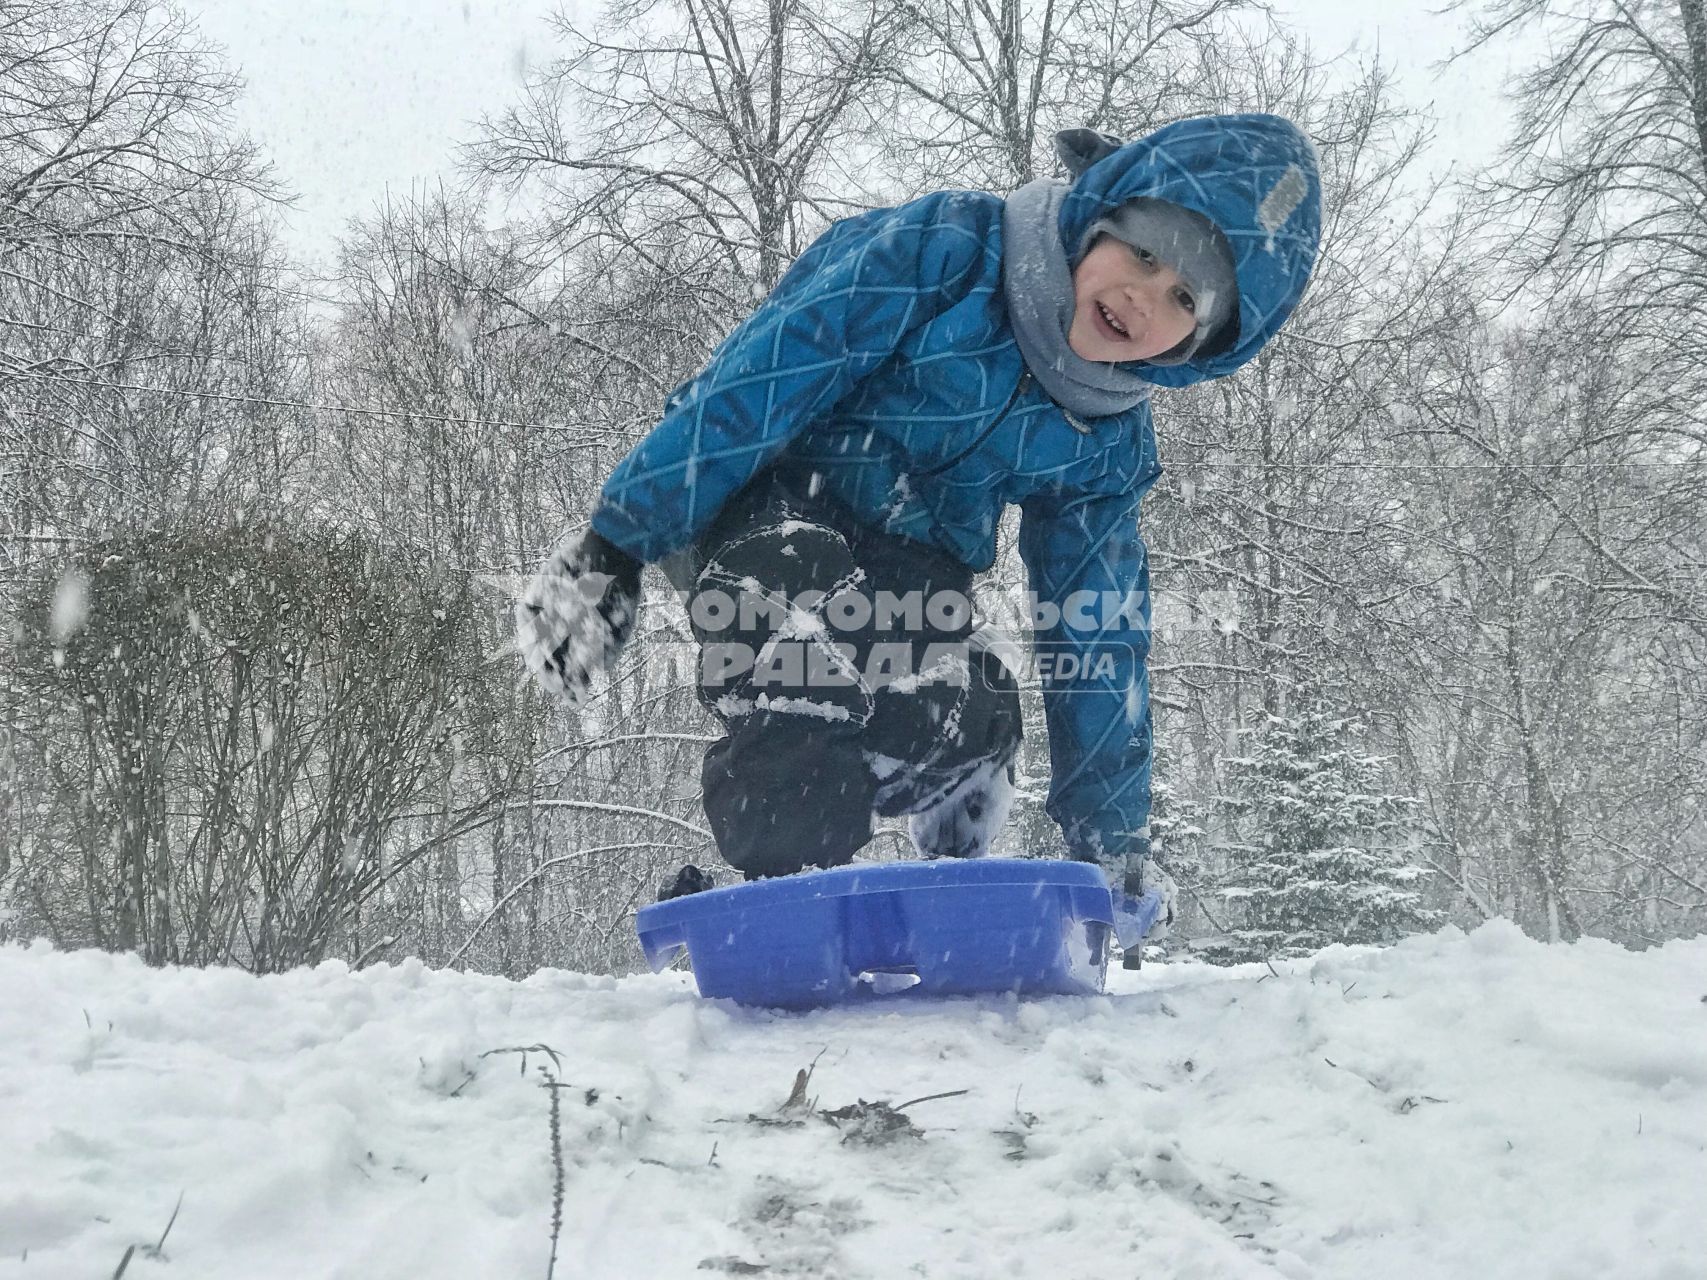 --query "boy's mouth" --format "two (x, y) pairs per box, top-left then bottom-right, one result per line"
(1095, 301), (1131, 340)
